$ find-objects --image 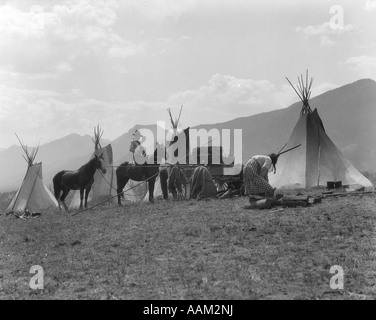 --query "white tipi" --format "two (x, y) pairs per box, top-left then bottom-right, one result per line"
(5, 135), (58, 214)
(270, 71), (373, 190)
